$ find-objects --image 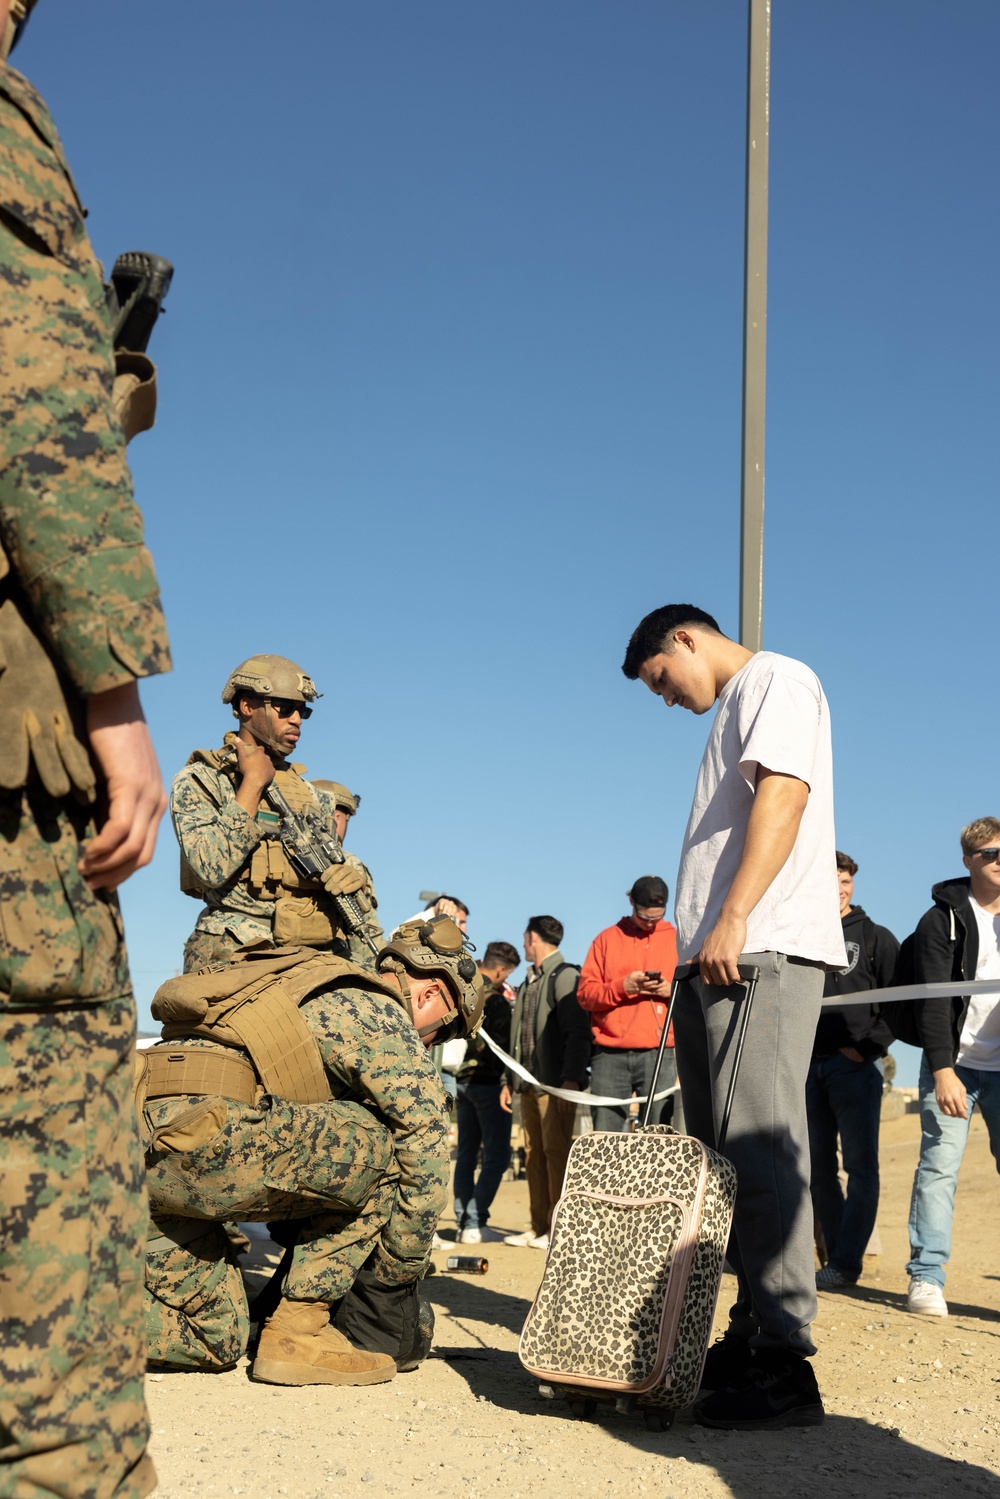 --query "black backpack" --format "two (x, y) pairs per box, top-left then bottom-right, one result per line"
(875, 908), (958, 1049)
